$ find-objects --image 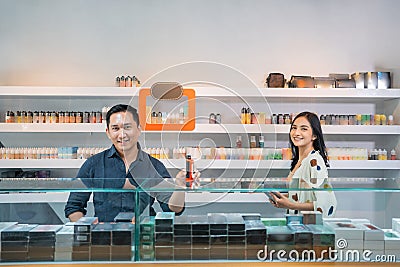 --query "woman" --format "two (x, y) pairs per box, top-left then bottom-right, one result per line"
(269, 111), (337, 217)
